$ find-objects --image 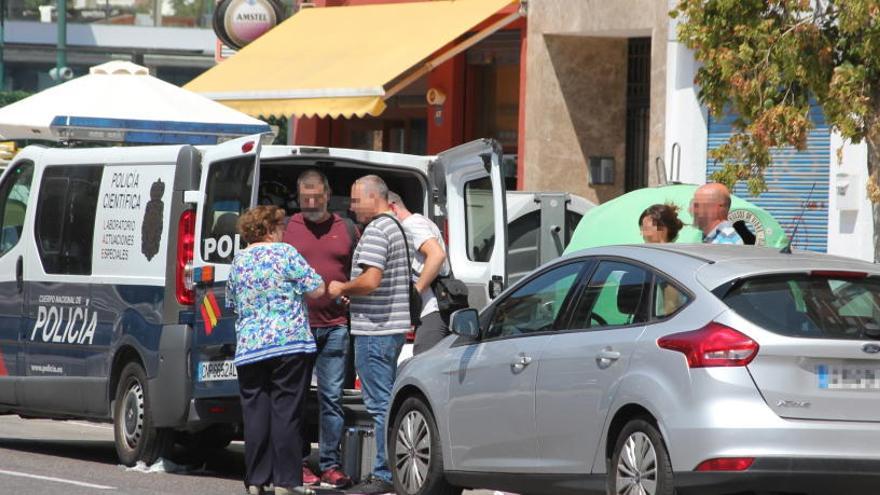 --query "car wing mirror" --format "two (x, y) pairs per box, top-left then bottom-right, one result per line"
(450, 308), (480, 340)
